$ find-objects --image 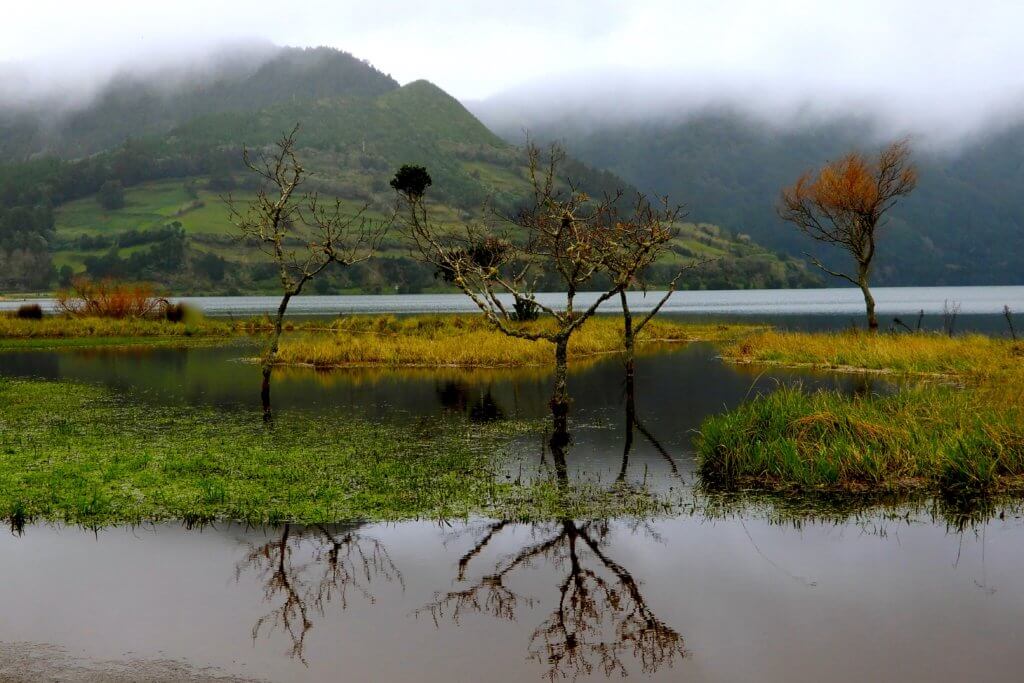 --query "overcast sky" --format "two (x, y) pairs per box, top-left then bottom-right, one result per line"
(5, 1), (1024, 137)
